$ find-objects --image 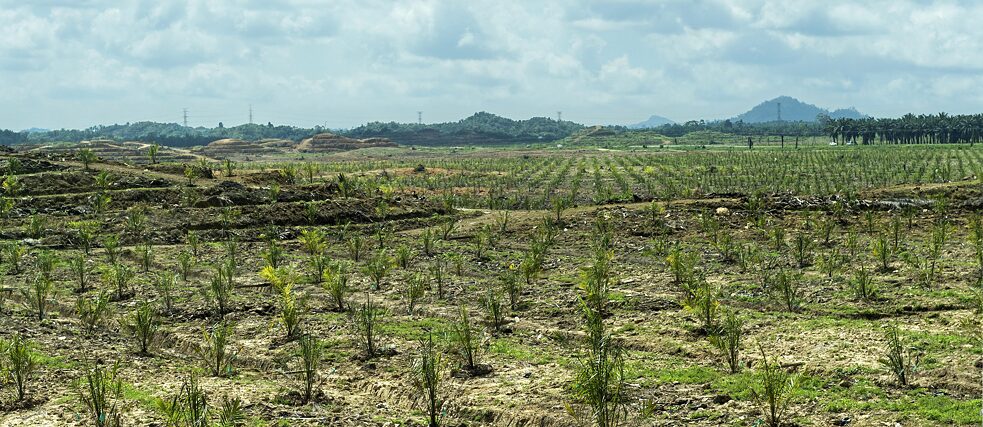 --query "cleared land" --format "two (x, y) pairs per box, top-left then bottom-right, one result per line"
(0, 144), (980, 426)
